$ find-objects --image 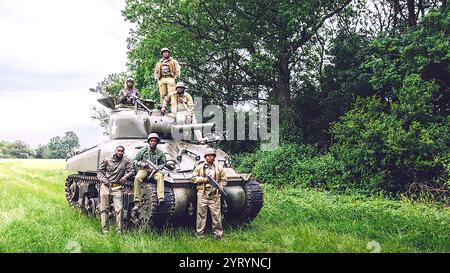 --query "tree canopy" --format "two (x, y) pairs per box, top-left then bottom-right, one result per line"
(90, 0), (449, 196)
